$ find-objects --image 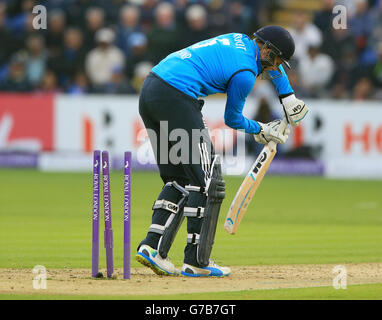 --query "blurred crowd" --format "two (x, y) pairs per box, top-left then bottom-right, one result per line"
(288, 0), (382, 100)
(0, 0), (381, 100)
